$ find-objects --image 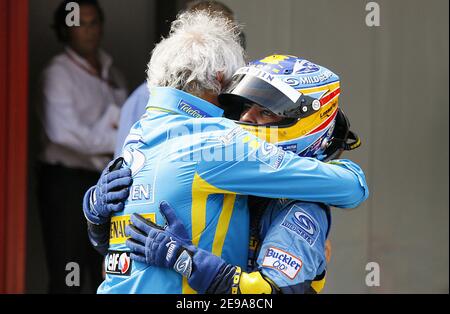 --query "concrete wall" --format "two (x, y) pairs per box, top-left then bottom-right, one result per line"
(220, 0), (449, 293)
